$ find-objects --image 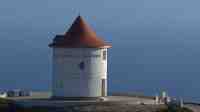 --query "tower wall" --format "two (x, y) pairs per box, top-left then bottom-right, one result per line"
(52, 48), (108, 97)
